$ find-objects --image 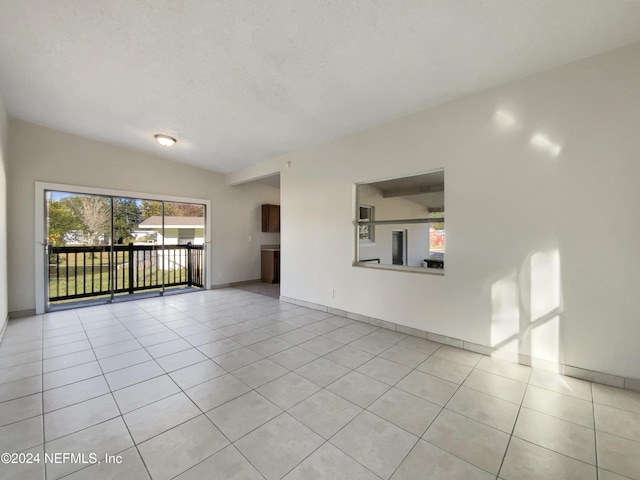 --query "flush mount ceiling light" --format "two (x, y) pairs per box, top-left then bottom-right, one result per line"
(154, 134), (177, 147)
